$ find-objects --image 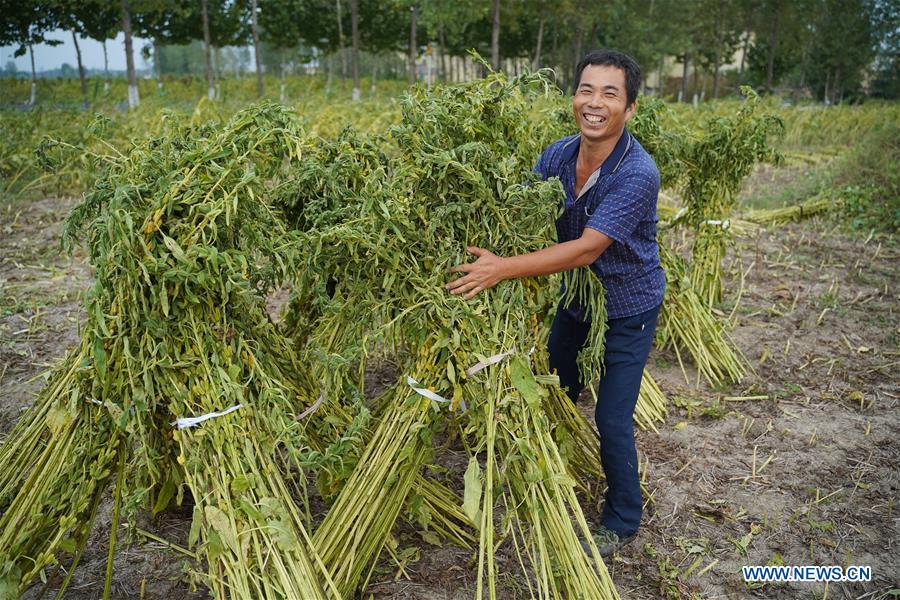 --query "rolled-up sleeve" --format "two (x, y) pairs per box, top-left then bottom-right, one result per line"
(584, 168), (659, 243)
